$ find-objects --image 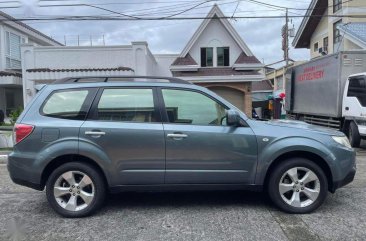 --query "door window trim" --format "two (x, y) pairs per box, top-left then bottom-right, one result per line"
(86, 87), (162, 123)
